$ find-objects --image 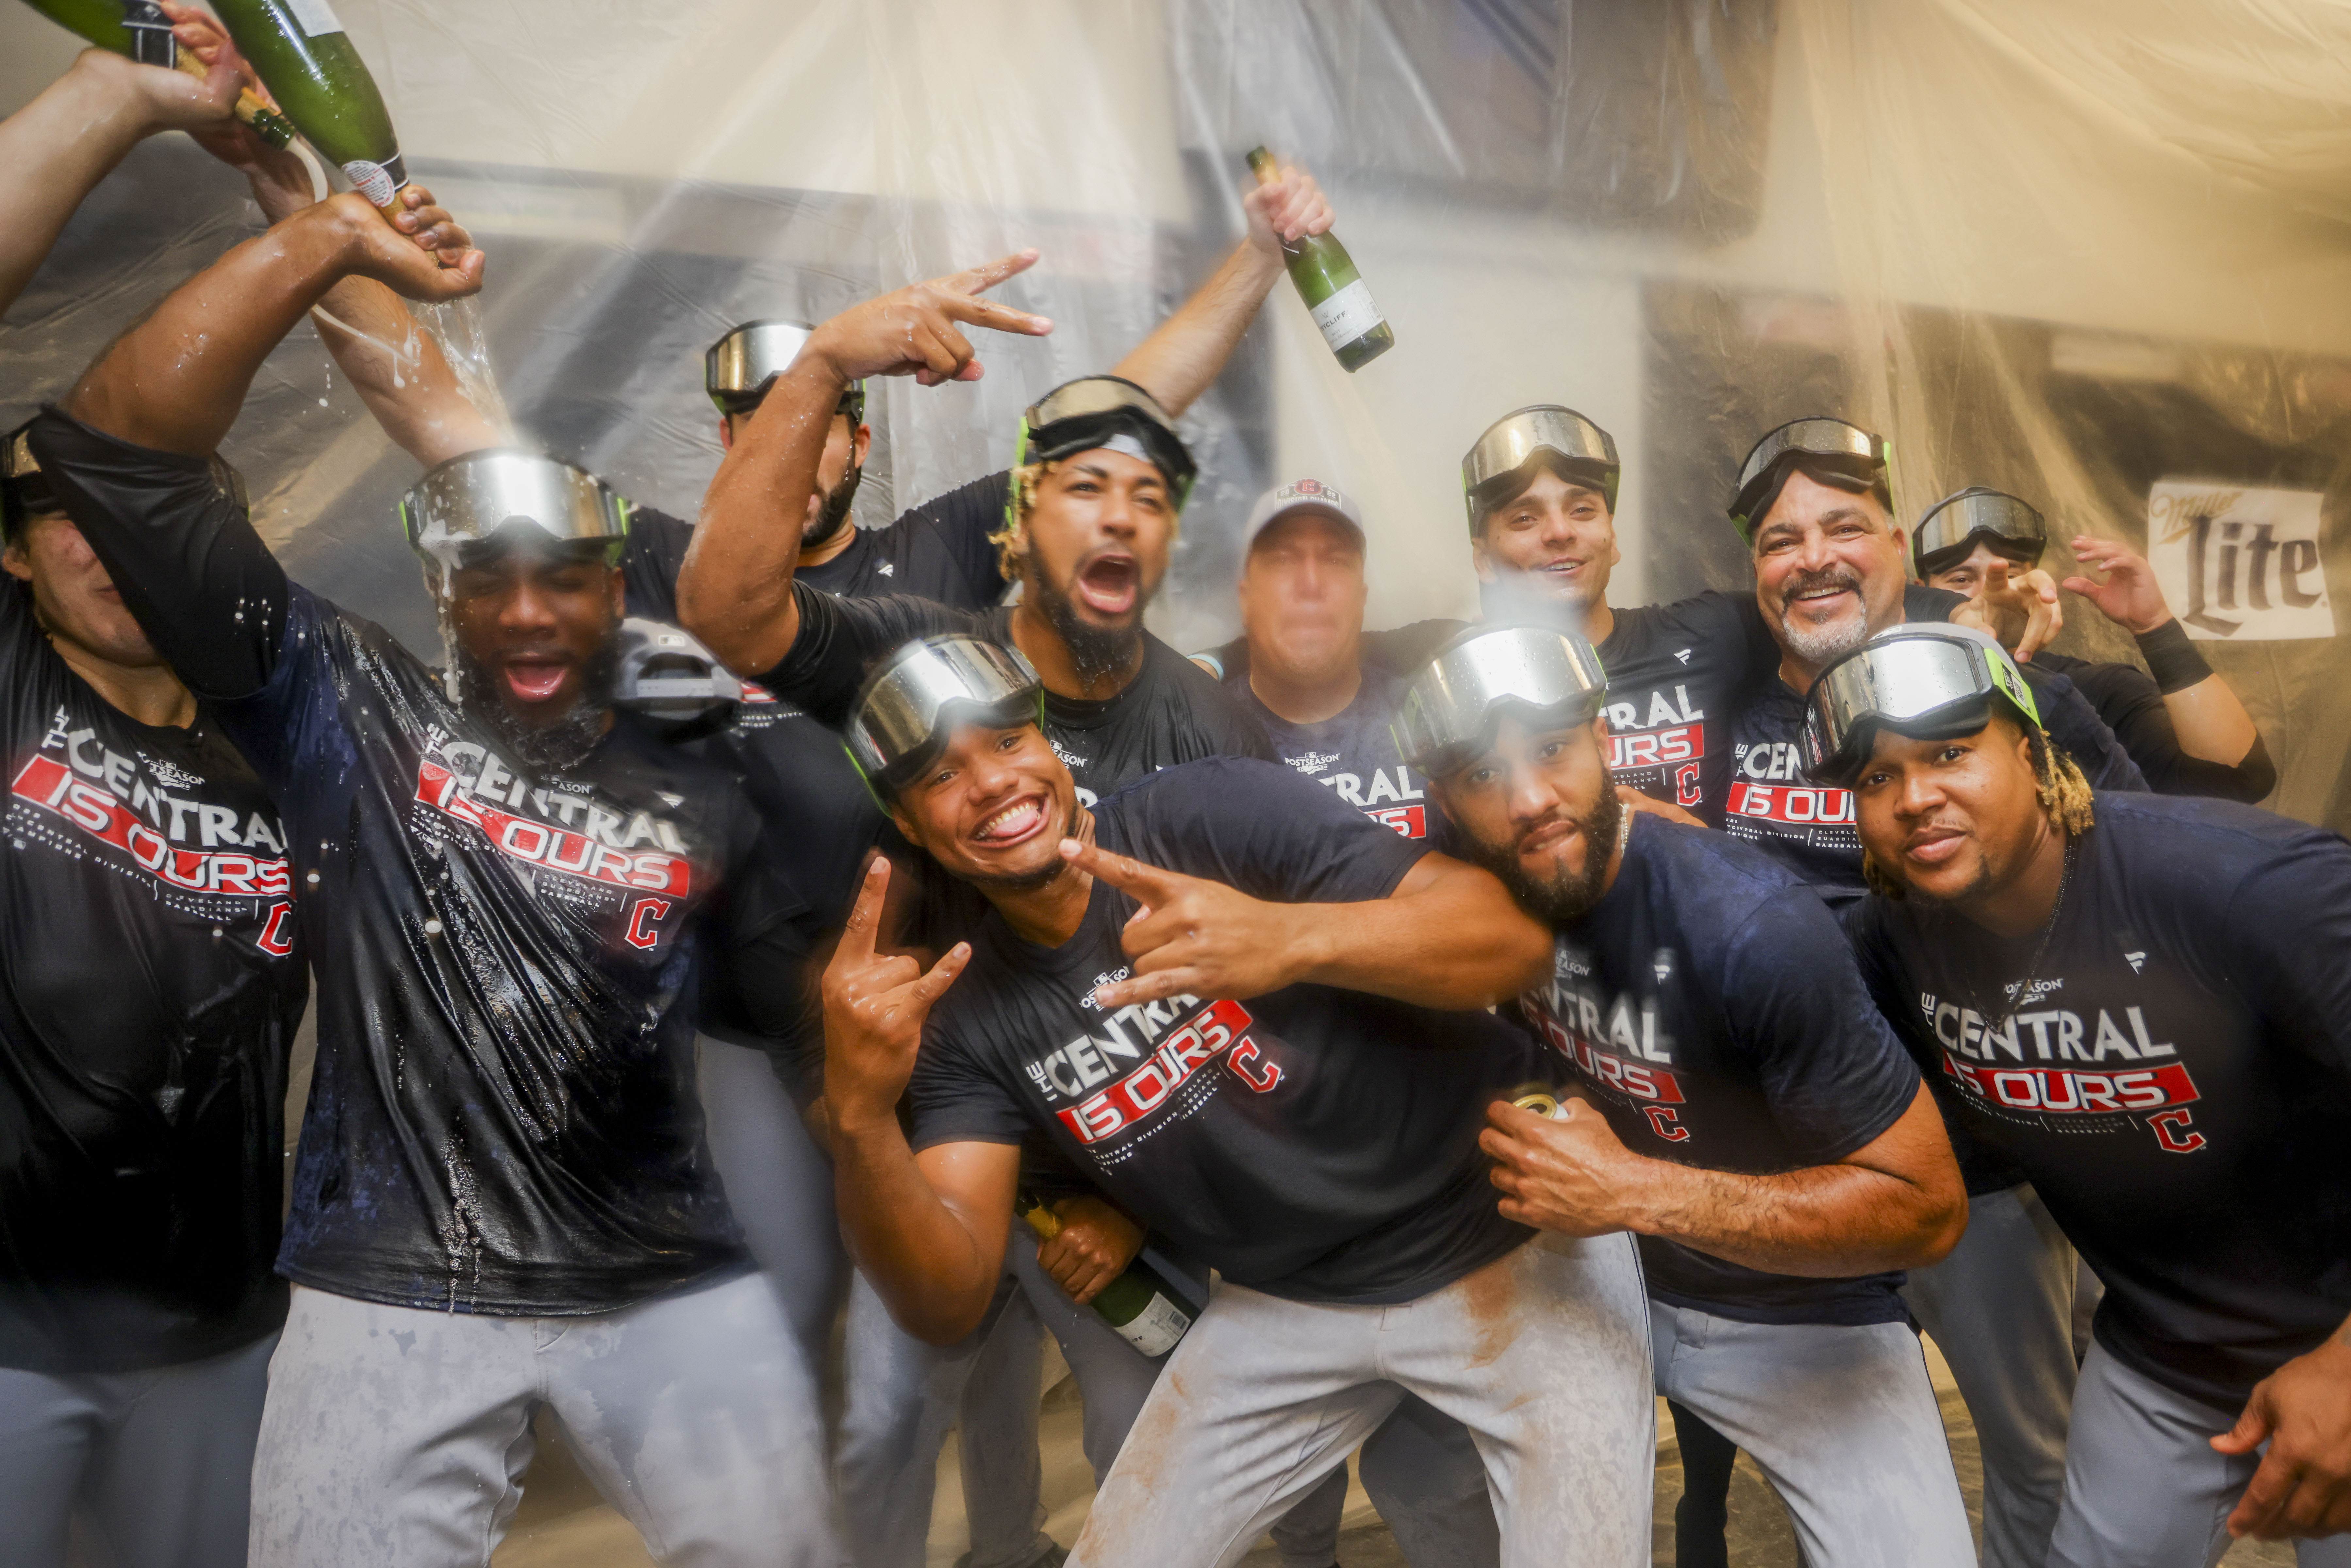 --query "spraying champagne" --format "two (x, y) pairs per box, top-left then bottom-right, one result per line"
(1020, 1193), (1201, 1357)
(208, 0), (408, 214)
(1246, 145), (1393, 372)
(19, 0), (296, 147)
